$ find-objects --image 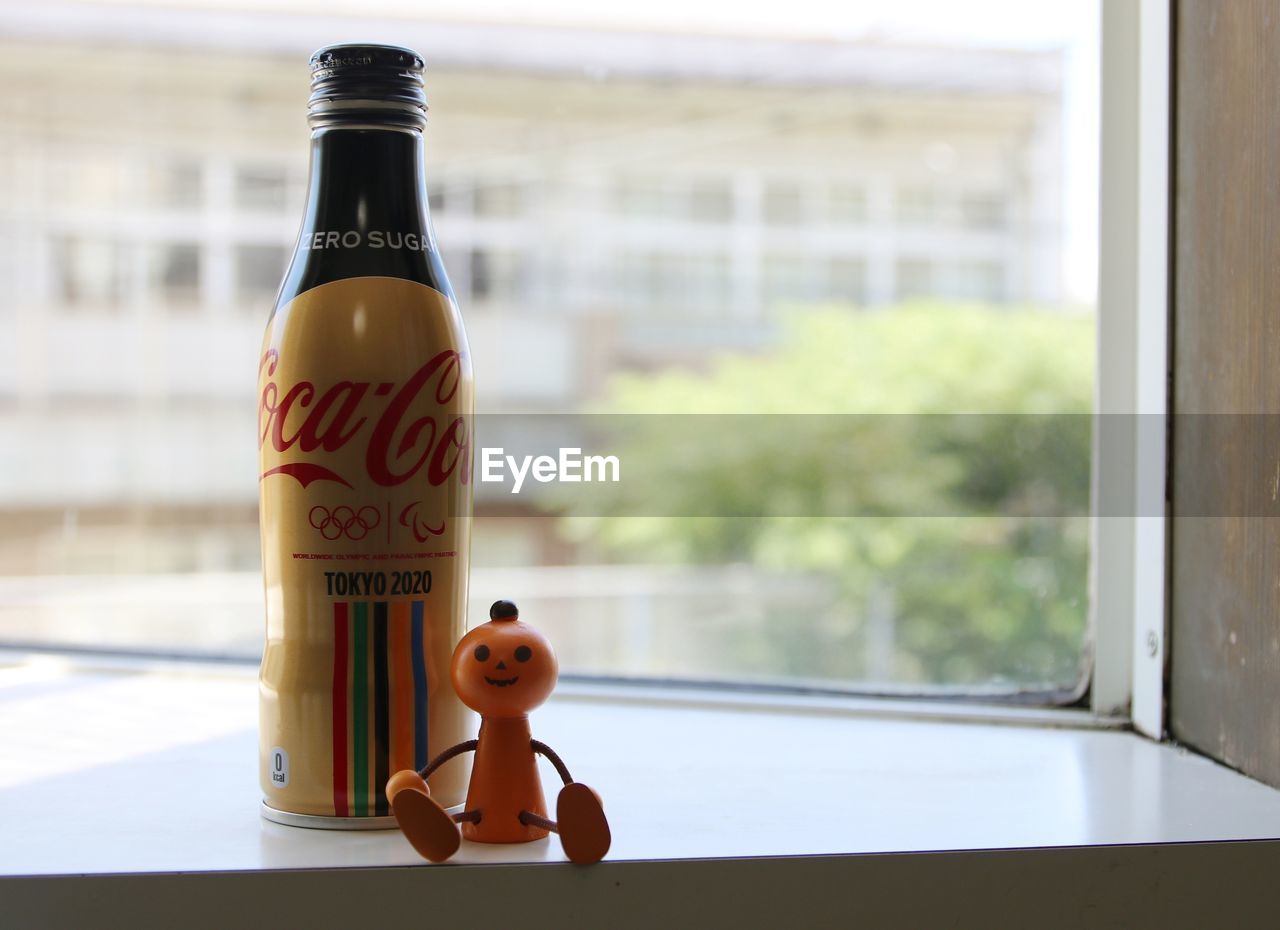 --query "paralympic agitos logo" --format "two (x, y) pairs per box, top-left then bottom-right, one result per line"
(258, 348), (471, 489)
